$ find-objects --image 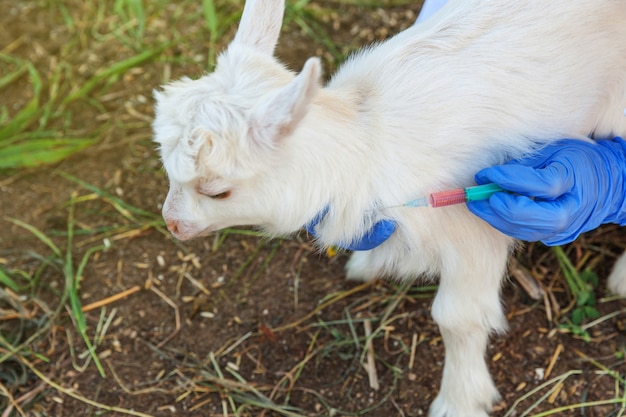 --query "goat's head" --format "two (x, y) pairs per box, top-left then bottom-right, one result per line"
(153, 0), (321, 240)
